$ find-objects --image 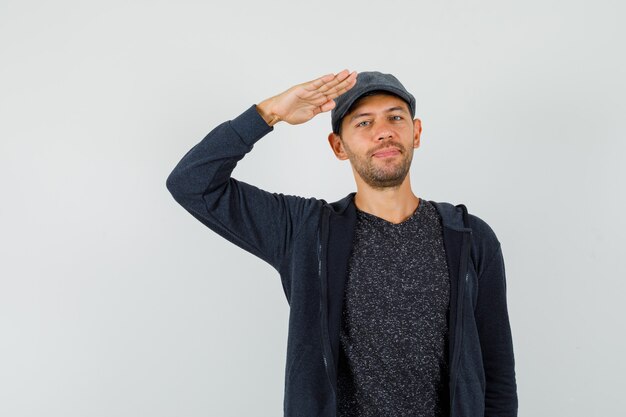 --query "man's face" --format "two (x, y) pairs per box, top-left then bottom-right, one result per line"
(328, 93), (422, 190)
